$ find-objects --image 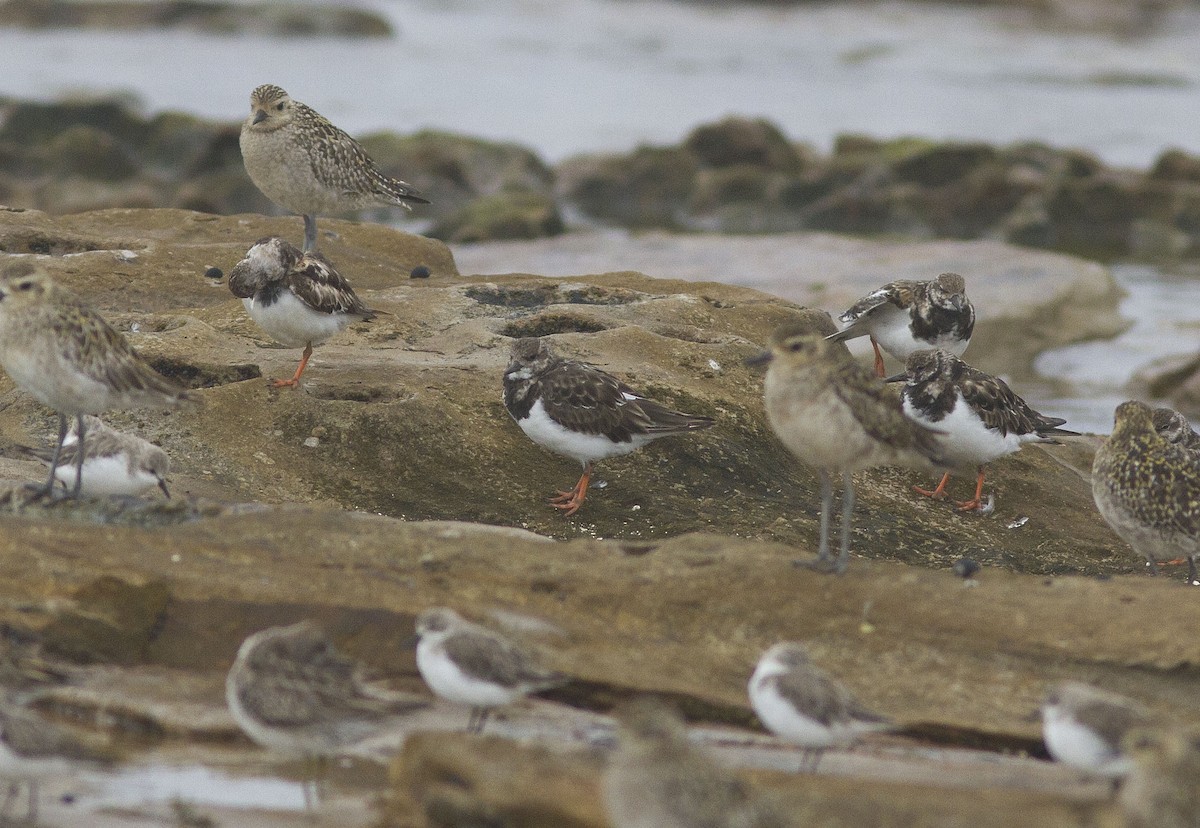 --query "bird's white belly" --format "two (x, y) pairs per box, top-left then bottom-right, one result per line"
(904, 392), (1022, 468)
(750, 679), (845, 749)
(244, 292), (351, 349)
(53, 455), (157, 497)
(517, 399), (652, 464)
(416, 642), (520, 708)
(1042, 711), (1128, 776)
(240, 130), (345, 215)
(0, 344), (117, 414)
